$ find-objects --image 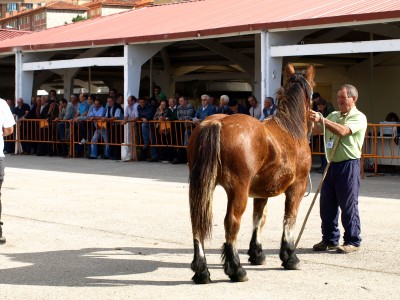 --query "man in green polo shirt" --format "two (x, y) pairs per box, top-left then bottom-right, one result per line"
(309, 84), (367, 254)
